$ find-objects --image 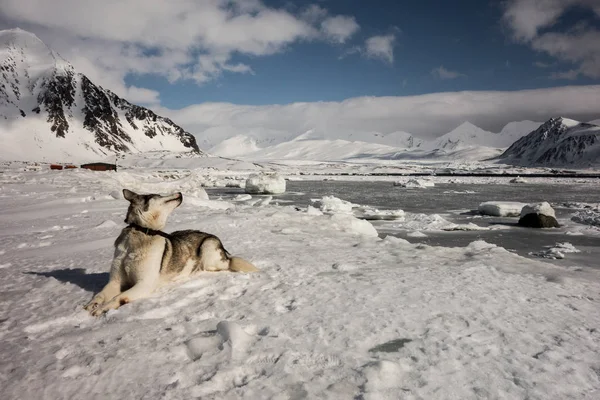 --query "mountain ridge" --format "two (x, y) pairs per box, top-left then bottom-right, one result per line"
(498, 117), (600, 166)
(0, 28), (200, 162)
